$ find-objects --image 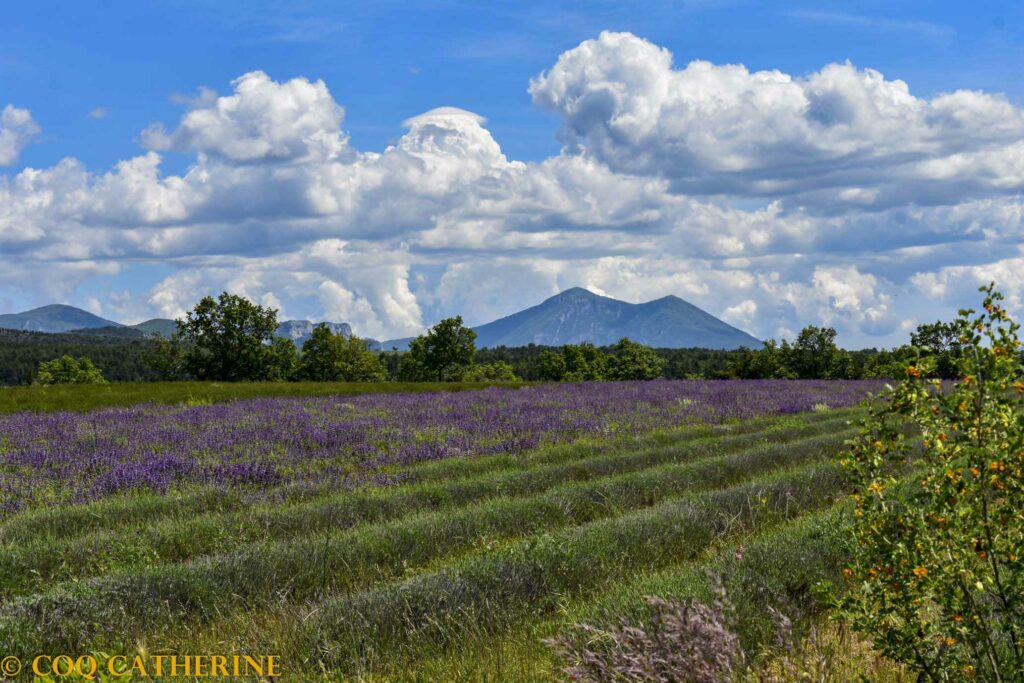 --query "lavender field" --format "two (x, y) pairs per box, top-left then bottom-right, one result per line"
(0, 380), (882, 680)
